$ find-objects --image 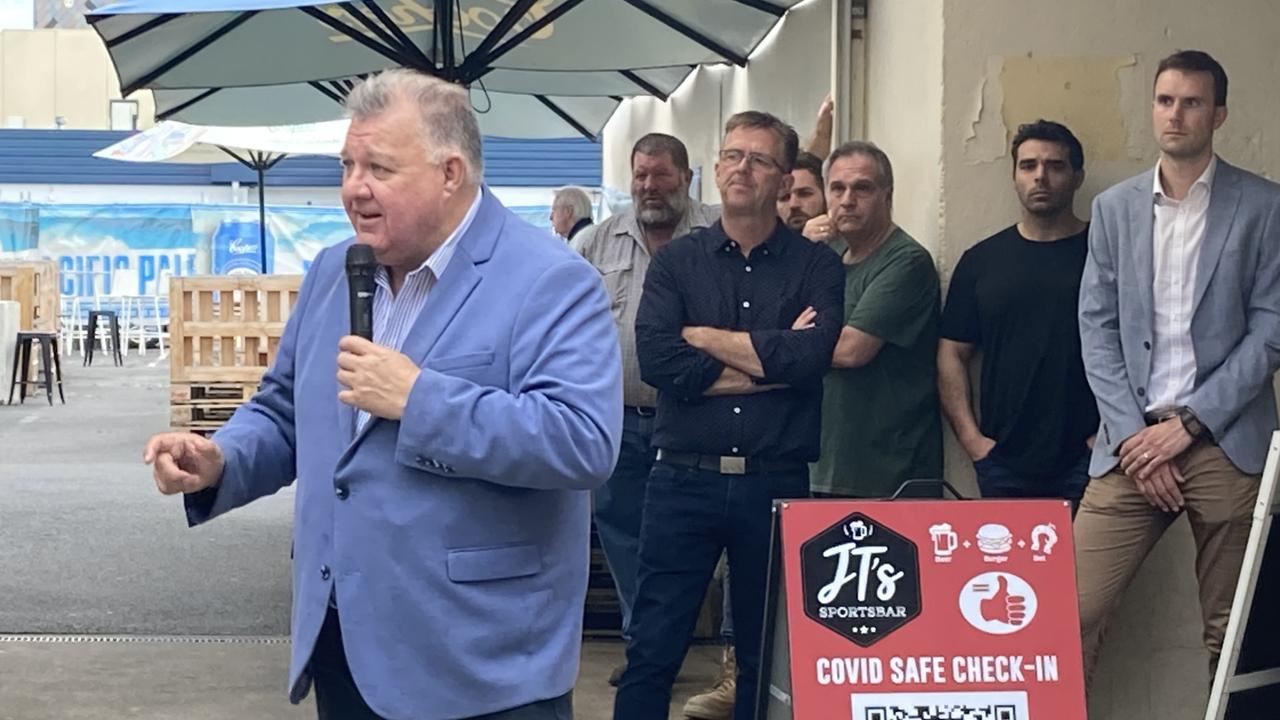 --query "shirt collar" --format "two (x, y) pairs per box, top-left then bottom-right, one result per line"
(1153, 154), (1217, 199)
(711, 218), (791, 258)
(567, 217), (592, 240)
(377, 187), (484, 287)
